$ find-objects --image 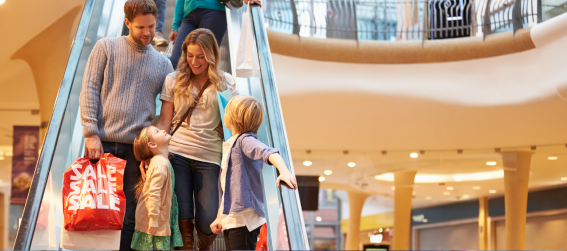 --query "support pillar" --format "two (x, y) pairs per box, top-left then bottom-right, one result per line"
(345, 191), (369, 250)
(478, 196), (488, 250)
(501, 151), (532, 250)
(391, 171), (417, 250)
